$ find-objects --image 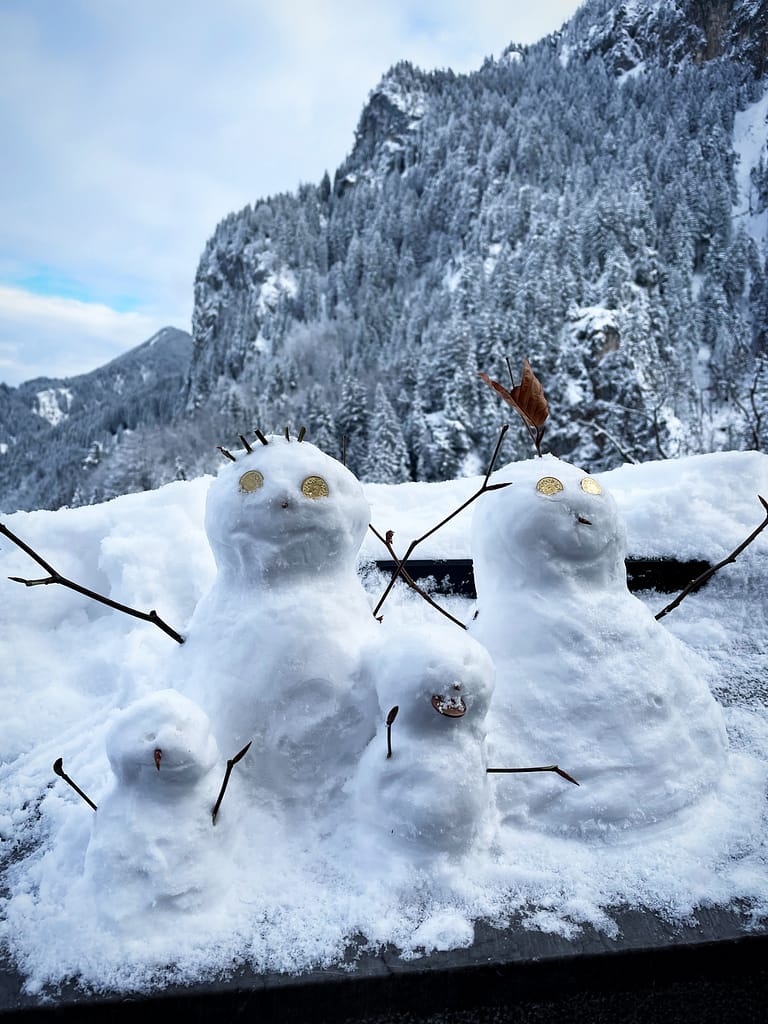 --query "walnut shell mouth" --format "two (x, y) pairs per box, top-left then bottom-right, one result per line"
(431, 694), (467, 718)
